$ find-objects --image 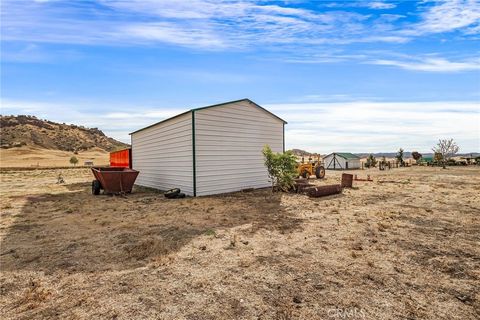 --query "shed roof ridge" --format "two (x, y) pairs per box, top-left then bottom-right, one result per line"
(324, 152), (360, 160)
(130, 98), (286, 135)
(190, 98), (287, 124)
